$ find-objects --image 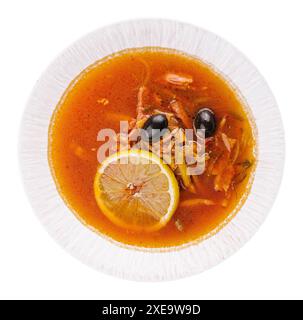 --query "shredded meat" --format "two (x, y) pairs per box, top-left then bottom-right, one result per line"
(169, 100), (192, 128)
